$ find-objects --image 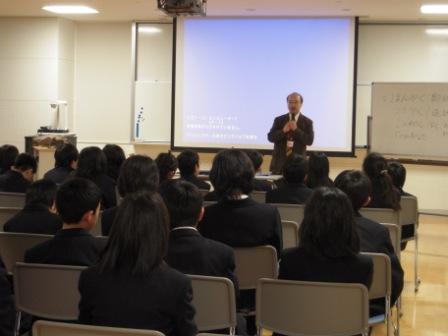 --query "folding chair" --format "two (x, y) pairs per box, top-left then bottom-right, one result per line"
(13, 262), (87, 336)
(0, 207), (21, 229)
(256, 278), (370, 336)
(250, 191), (266, 203)
(271, 203), (305, 223)
(360, 207), (400, 225)
(33, 320), (165, 336)
(0, 232), (52, 273)
(0, 192), (25, 208)
(189, 275), (237, 335)
(281, 220), (299, 249)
